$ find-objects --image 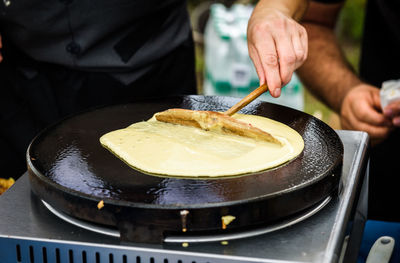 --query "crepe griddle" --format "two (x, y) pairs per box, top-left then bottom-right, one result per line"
(27, 95), (343, 244)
